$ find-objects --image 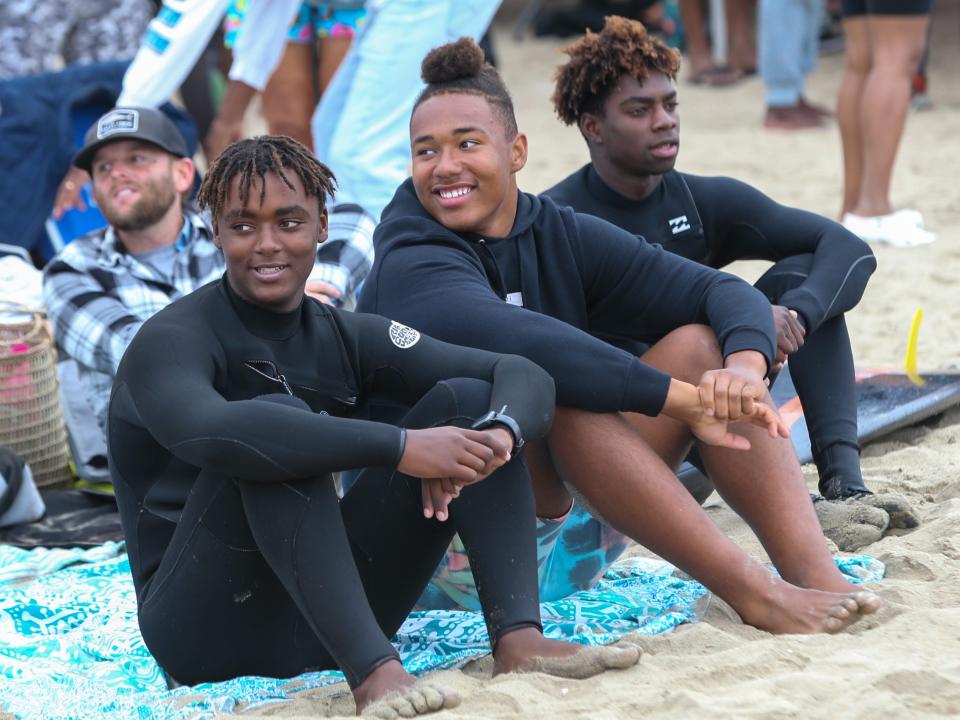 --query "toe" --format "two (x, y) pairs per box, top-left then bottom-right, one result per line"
(829, 604), (851, 622)
(421, 685), (445, 711)
(854, 591), (883, 614)
(605, 643), (642, 669)
(822, 616), (846, 634)
(364, 702), (399, 720)
(408, 690), (429, 714)
(394, 697), (417, 719)
(440, 687), (462, 710)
